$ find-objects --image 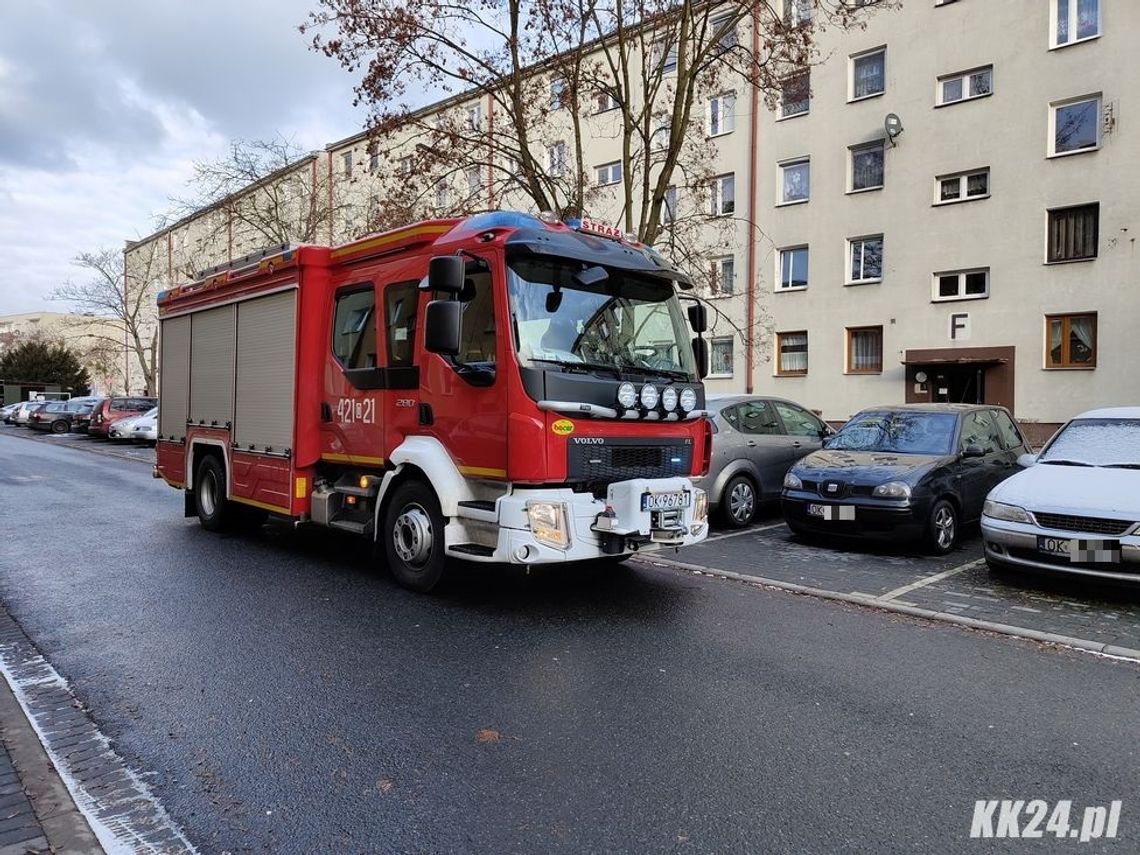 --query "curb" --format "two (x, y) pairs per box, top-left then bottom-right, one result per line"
(634, 555), (1140, 663)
